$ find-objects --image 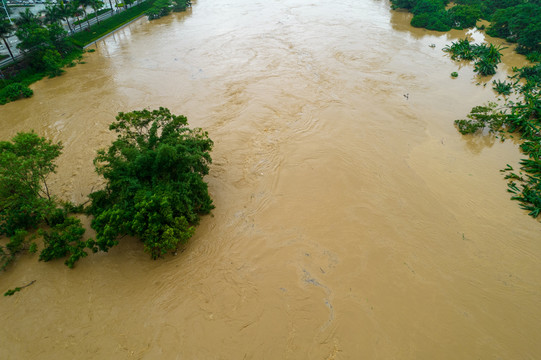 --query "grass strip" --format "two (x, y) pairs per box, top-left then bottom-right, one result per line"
(70, 0), (155, 46)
